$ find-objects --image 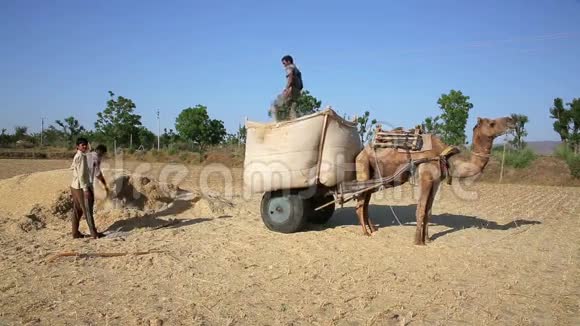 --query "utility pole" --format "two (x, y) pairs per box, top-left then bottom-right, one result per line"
(499, 136), (507, 184)
(157, 109), (160, 150)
